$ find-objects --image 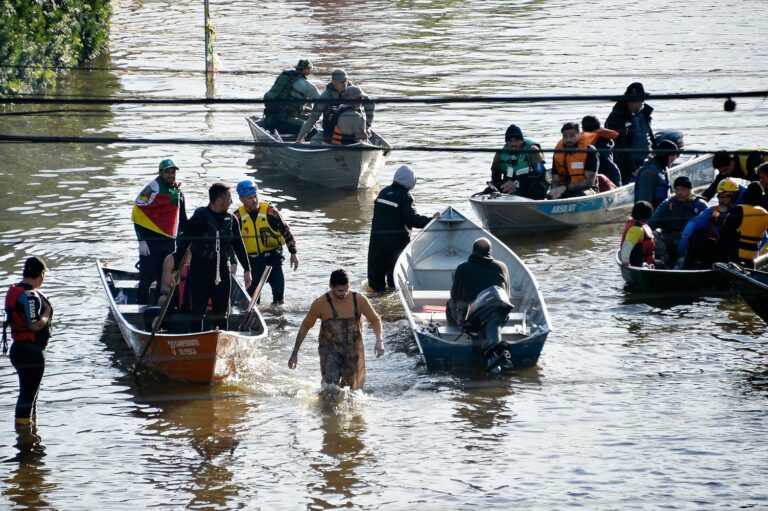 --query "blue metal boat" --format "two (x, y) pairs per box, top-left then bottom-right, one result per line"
(394, 207), (551, 373)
